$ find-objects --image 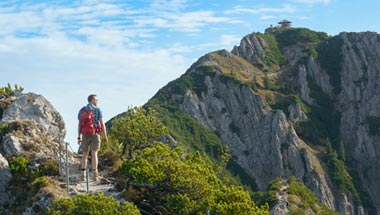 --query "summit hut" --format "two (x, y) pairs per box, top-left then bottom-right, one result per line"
(278, 19), (292, 28)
